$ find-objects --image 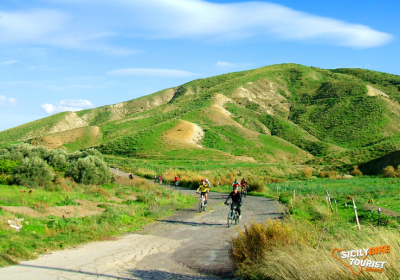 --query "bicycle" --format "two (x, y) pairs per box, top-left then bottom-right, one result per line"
(241, 185), (248, 198)
(196, 192), (207, 212)
(226, 202), (240, 227)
